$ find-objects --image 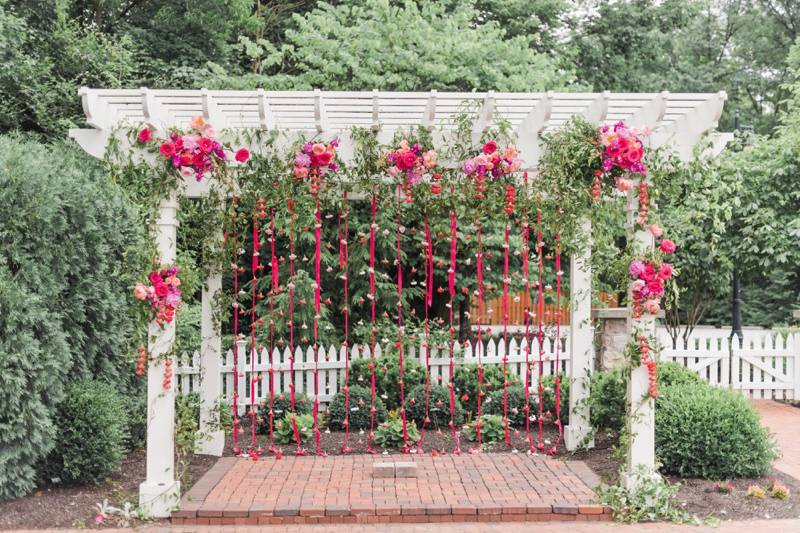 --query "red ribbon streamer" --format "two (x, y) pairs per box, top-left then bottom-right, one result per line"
(231, 209), (240, 455)
(396, 193), (410, 452)
(367, 186), (379, 454)
(502, 223), (511, 446)
(552, 230), (564, 453)
(340, 193), (352, 453)
(522, 219), (533, 451)
(267, 214), (280, 457)
(536, 209), (545, 451)
(249, 215), (260, 456)
(288, 226), (305, 455)
(448, 210), (461, 453)
(312, 194), (324, 456)
(419, 215), (433, 451)
(473, 223), (484, 451)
